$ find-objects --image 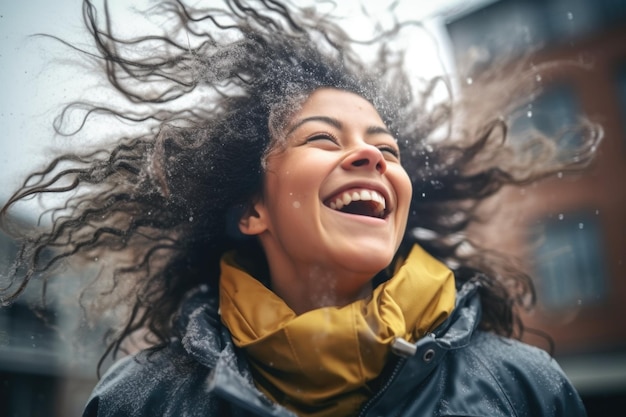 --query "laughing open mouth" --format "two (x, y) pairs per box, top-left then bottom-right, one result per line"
(325, 189), (387, 219)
